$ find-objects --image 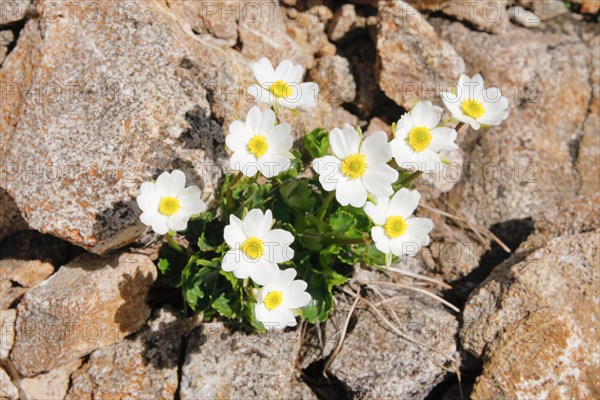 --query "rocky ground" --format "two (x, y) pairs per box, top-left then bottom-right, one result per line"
(1, 0), (599, 399)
